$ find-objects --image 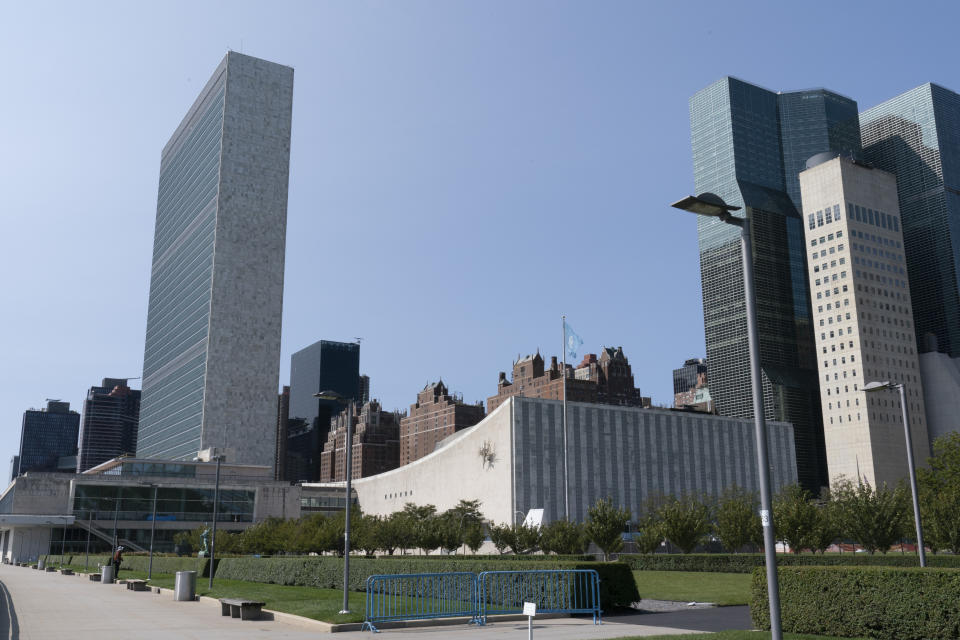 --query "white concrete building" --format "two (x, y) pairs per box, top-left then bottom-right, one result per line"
(305, 396), (797, 525)
(799, 154), (930, 487)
